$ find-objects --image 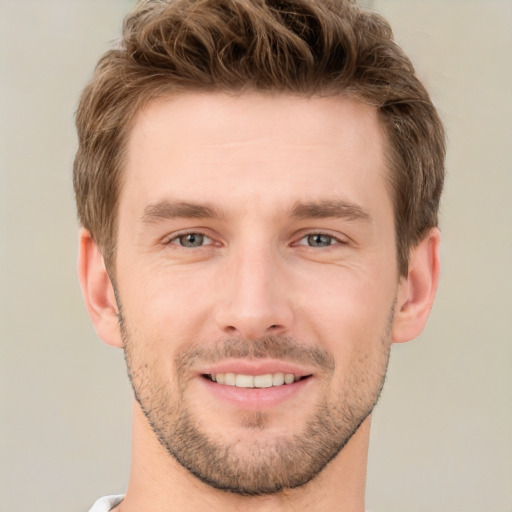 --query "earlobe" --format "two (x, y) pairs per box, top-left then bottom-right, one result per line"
(77, 228), (123, 348)
(392, 228), (441, 344)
